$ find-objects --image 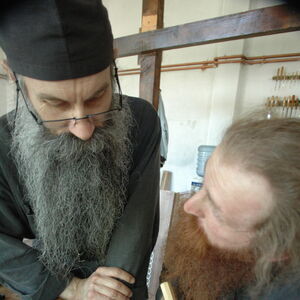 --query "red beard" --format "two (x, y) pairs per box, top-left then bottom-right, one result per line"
(162, 207), (255, 300)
